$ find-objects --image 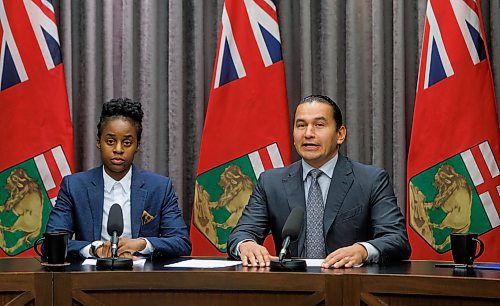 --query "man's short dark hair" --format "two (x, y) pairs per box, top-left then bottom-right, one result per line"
(296, 95), (343, 129)
(97, 98), (144, 143)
